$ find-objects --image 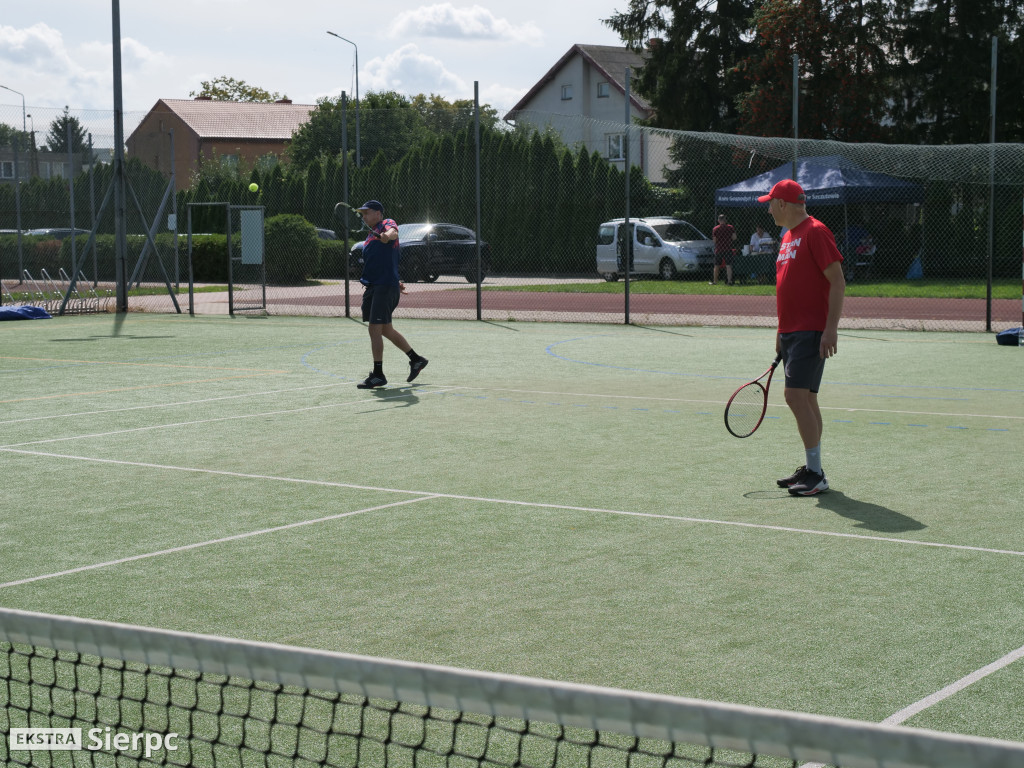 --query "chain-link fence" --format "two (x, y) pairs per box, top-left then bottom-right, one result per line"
(2, 102), (1022, 331)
